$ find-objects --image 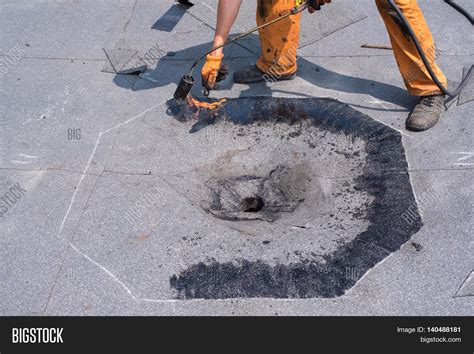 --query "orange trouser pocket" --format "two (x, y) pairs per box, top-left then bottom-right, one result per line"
(256, 0), (301, 76)
(376, 0), (447, 96)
